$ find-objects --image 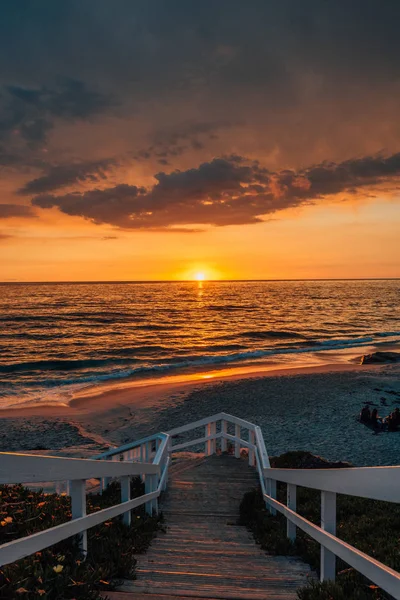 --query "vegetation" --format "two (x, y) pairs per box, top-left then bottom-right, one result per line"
(0, 479), (163, 599)
(239, 452), (400, 600)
